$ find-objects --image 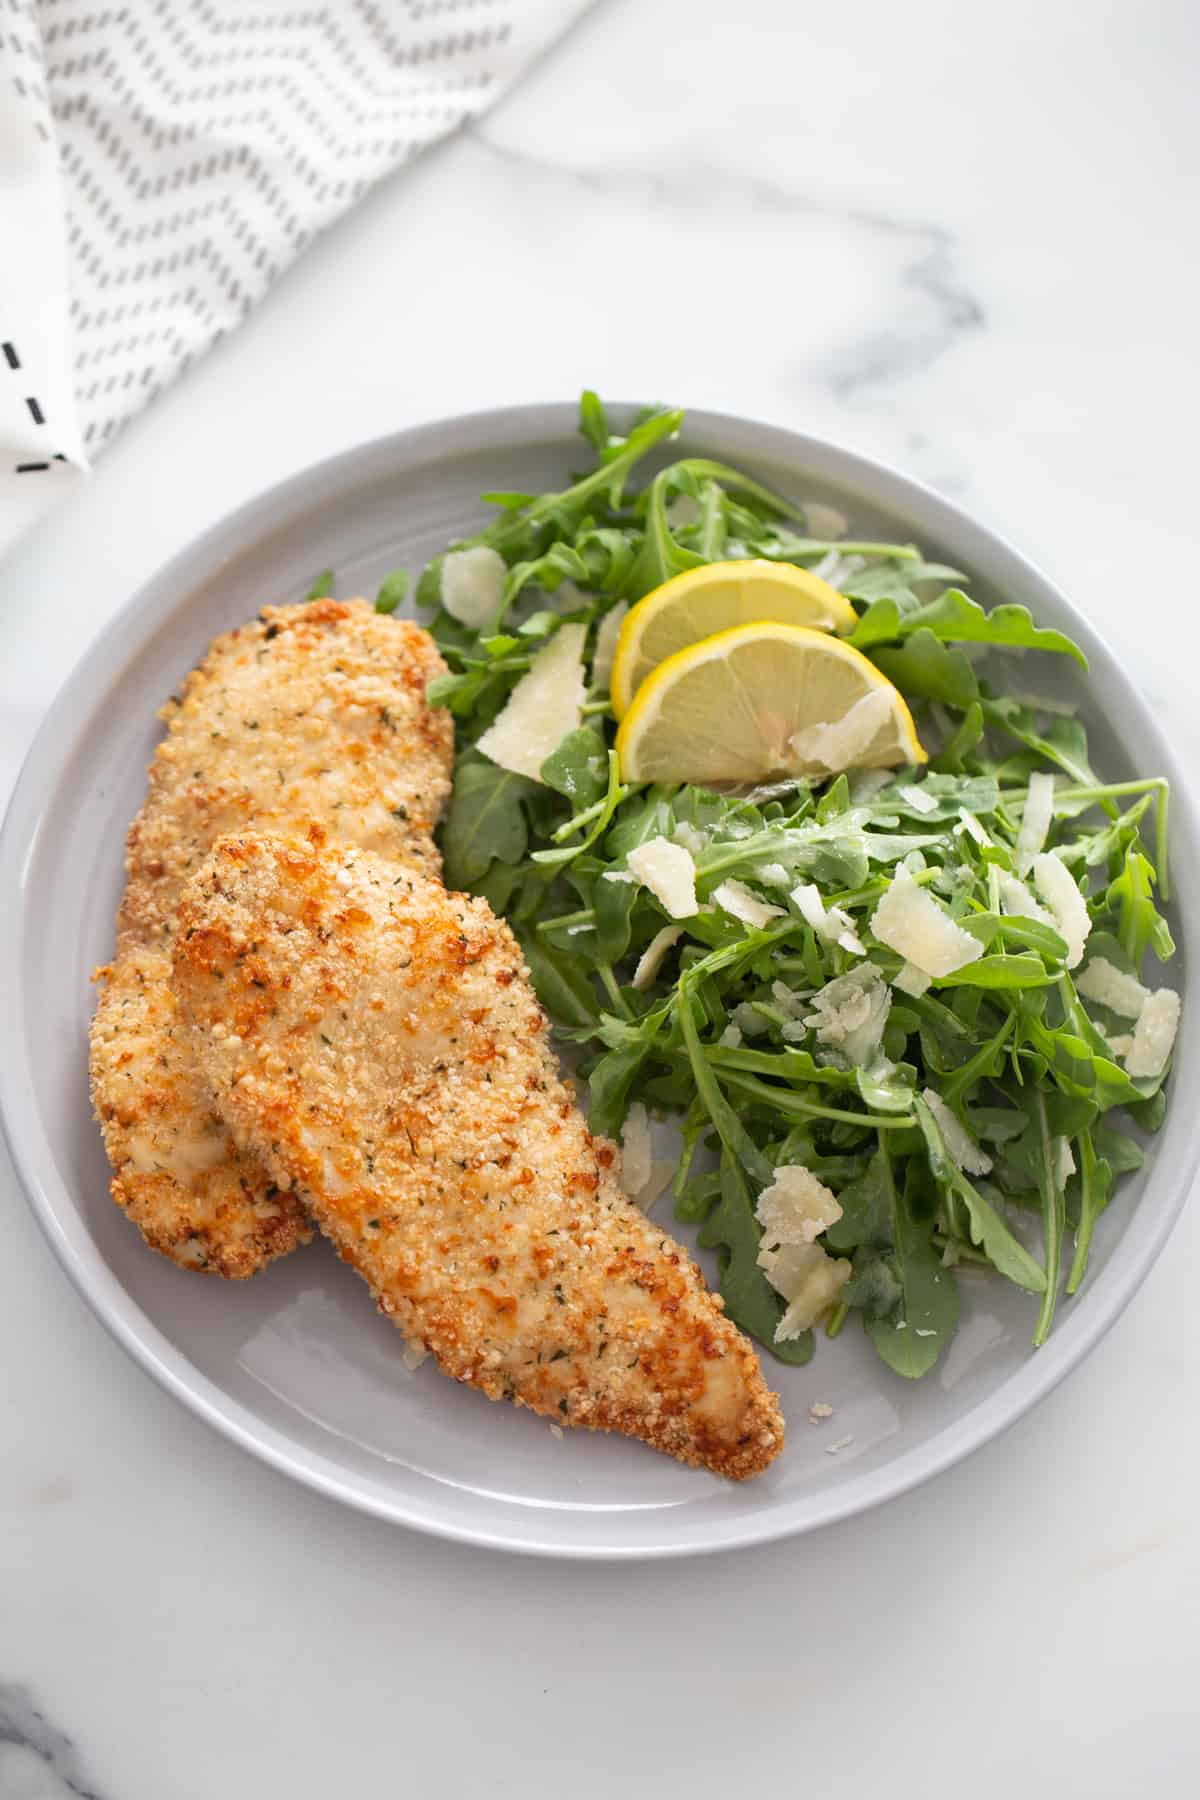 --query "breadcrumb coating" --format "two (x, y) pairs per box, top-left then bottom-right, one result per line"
(89, 600), (452, 1276)
(172, 832), (785, 1479)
